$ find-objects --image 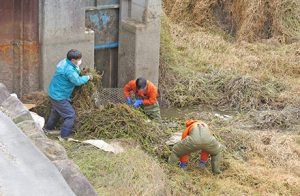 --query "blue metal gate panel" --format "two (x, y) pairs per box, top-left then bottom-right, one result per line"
(85, 0), (120, 88)
(86, 8), (119, 49)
